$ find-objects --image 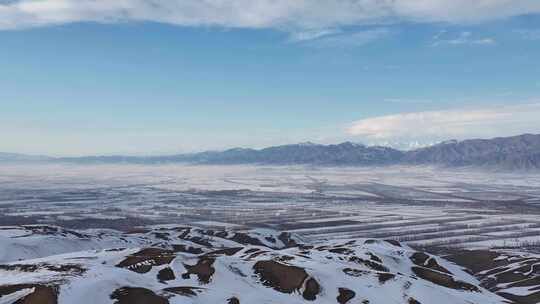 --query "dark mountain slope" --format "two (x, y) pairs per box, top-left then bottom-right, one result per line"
(403, 134), (540, 169)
